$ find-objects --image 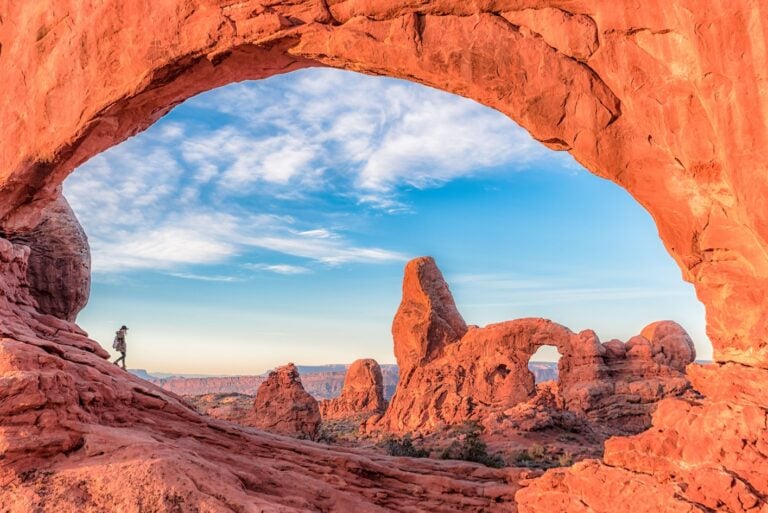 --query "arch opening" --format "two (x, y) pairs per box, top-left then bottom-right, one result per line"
(53, 70), (709, 468)
(527, 345), (561, 385)
(2, 3), (766, 510)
